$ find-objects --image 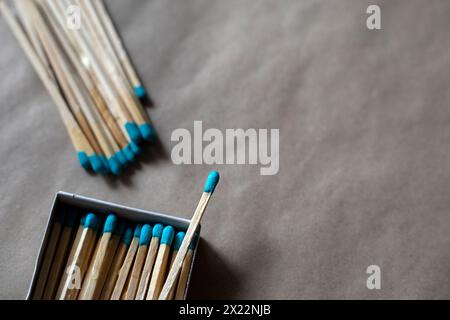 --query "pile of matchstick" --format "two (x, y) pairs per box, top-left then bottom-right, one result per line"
(32, 212), (197, 300)
(0, 0), (154, 175)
